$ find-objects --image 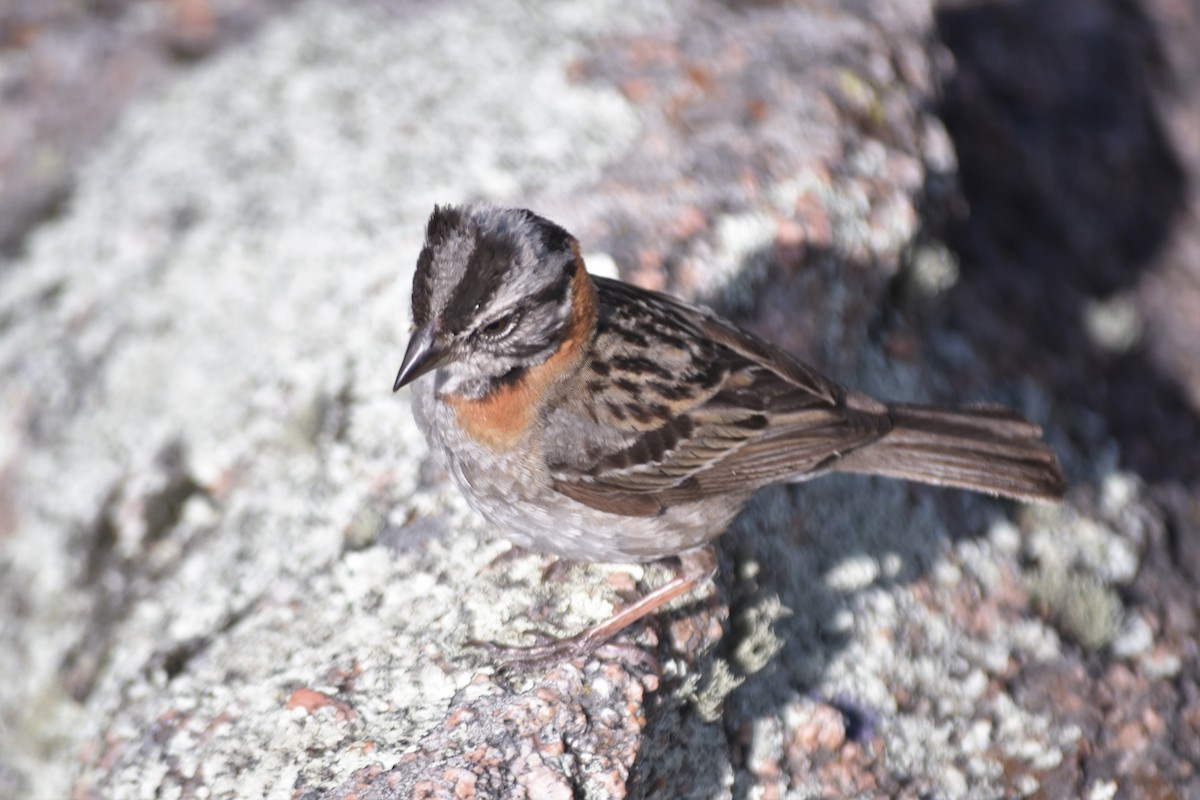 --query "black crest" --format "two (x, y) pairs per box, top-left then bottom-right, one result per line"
(411, 205), (468, 328)
(410, 204), (578, 331)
